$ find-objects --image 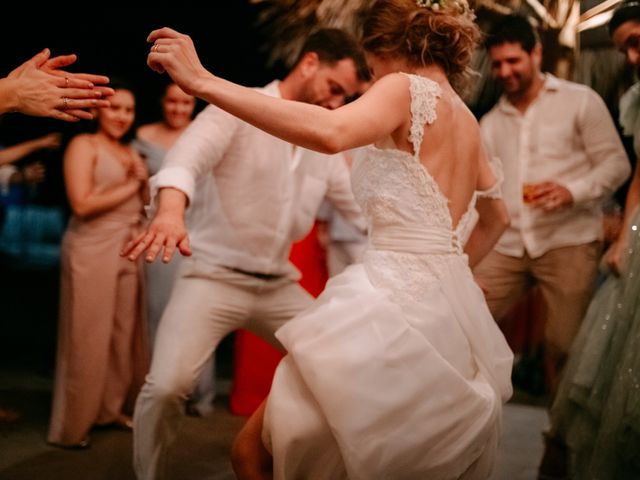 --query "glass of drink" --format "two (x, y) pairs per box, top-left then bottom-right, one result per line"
(522, 183), (536, 204)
